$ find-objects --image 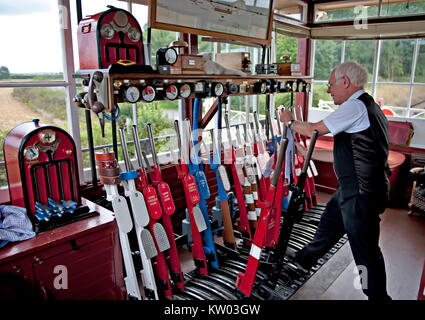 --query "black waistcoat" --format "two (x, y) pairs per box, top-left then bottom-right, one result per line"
(333, 92), (390, 200)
